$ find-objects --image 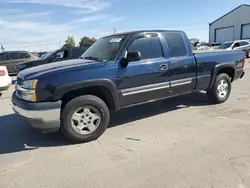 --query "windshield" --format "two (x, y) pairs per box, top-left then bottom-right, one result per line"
(39, 51), (54, 60)
(80, 35), (128, 62)
(217, 42), (233, 49)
